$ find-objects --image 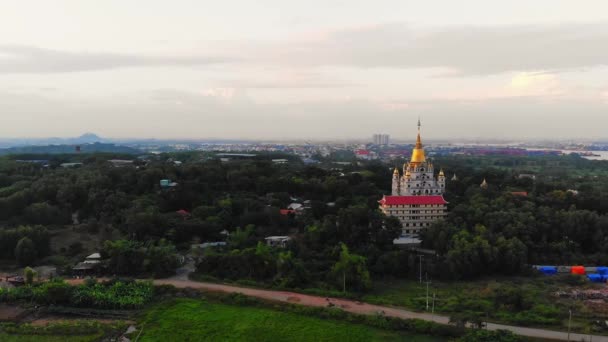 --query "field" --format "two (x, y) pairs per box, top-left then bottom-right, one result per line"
(137, 298), (445, 342)
(363, 276), (607, 332)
